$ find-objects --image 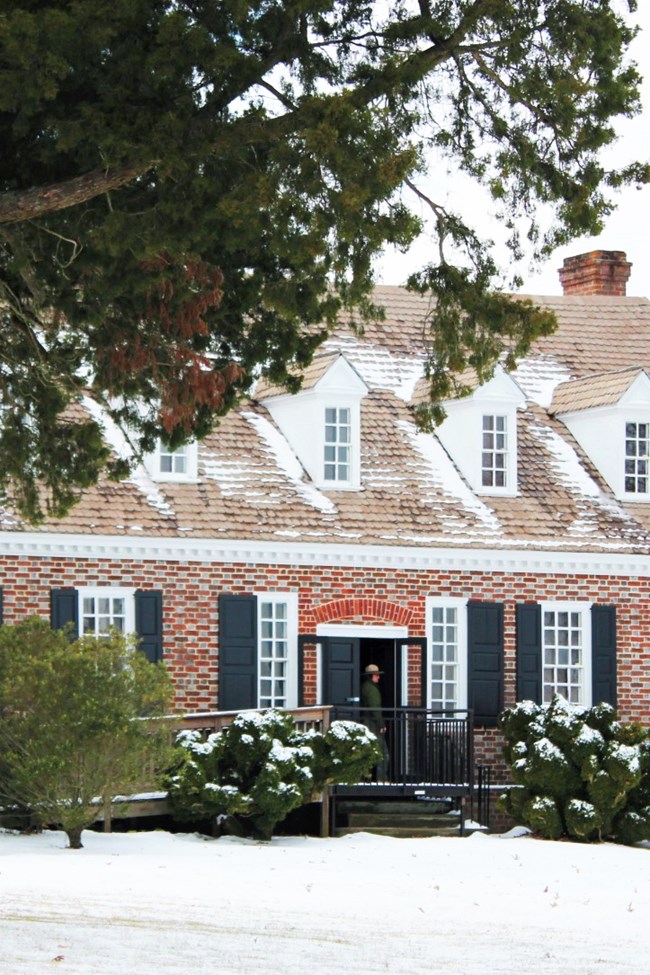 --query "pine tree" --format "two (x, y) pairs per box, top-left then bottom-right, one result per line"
(1, 1), (646, 519)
